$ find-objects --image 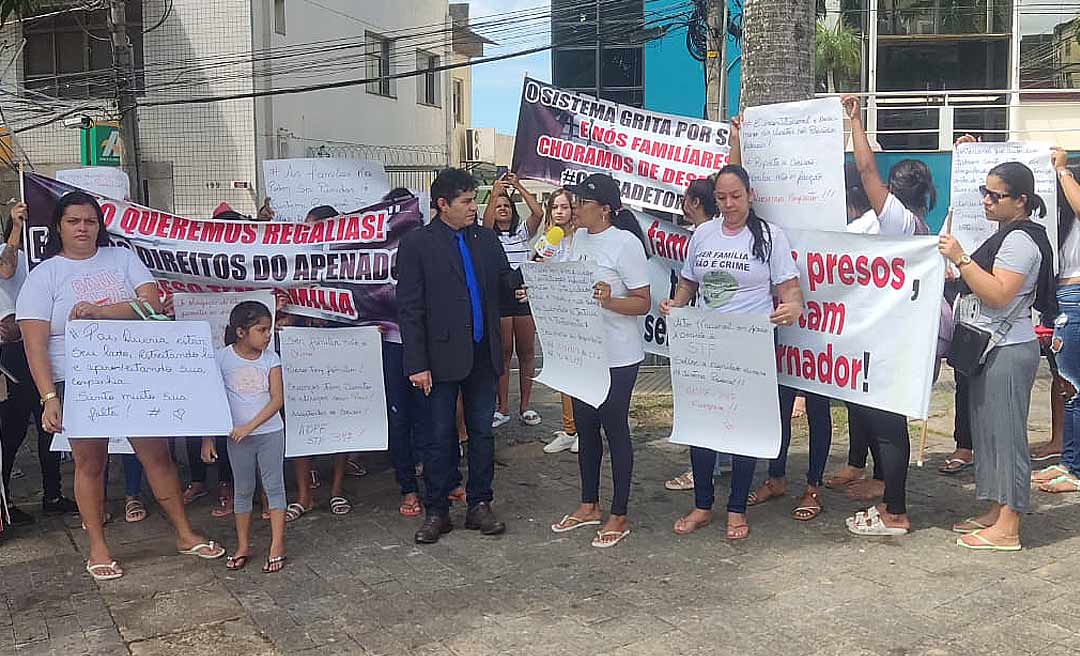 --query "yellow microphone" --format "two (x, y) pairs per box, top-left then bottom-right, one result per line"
(532, 226), (566, 260)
